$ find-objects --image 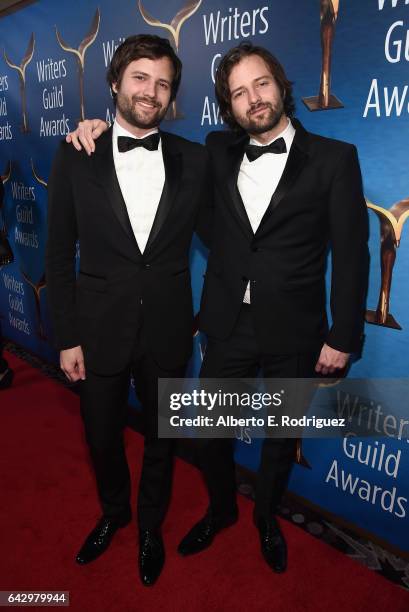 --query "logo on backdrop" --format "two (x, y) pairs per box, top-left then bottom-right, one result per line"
(55, 8), (100, 122)
(4, 33), (35, 132)
(303, 0), (343, 112)
(366, 198), (409, 330)
(138, 0), (203, 120)
(20, 269), (46, 339)
(31, 159), (48, 190)
(296, 440), (311, 469)
(26, 159), (48, 339)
